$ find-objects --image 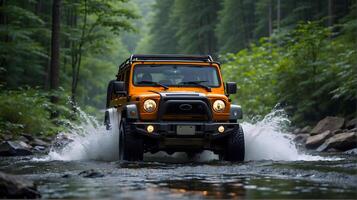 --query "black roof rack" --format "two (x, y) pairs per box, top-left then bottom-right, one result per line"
(130, 54), (213, 62)
(118, 54), (215, 69)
